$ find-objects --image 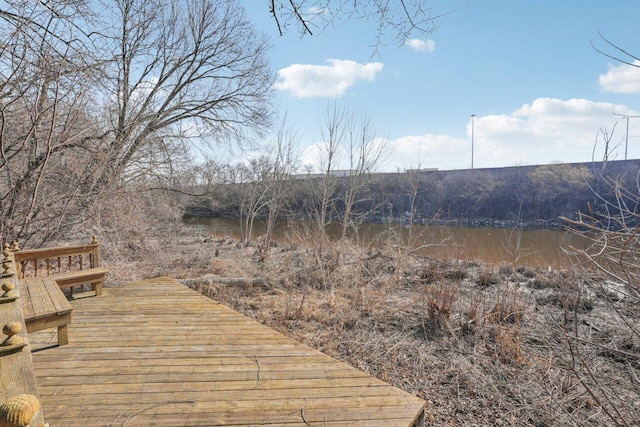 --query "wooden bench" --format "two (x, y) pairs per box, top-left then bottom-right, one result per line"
(11, 238), (108, 347)
(14, 238), (107, 297)
(19, 277), (72, 346)
(49, 267), (108, 296)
